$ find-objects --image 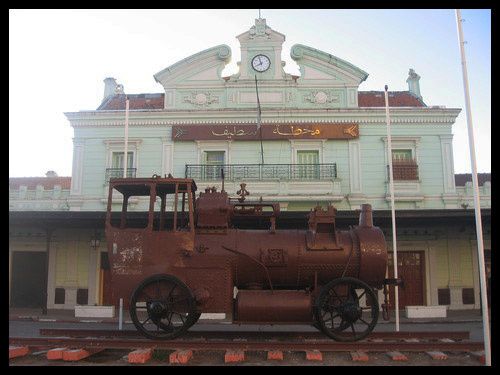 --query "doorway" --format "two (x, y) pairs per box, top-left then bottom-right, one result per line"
(387, 251), (426, 308)
(10, 251), (46, 308)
